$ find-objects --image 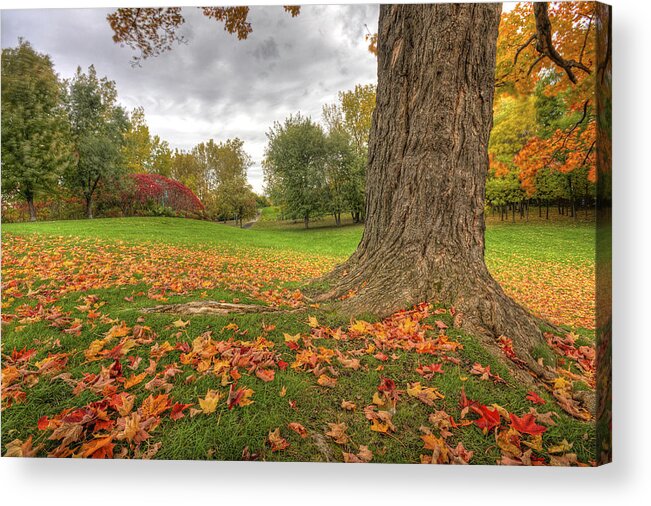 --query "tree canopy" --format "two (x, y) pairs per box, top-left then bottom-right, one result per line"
(64, 65), (130, 218)
(1, 39), (73, 220)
